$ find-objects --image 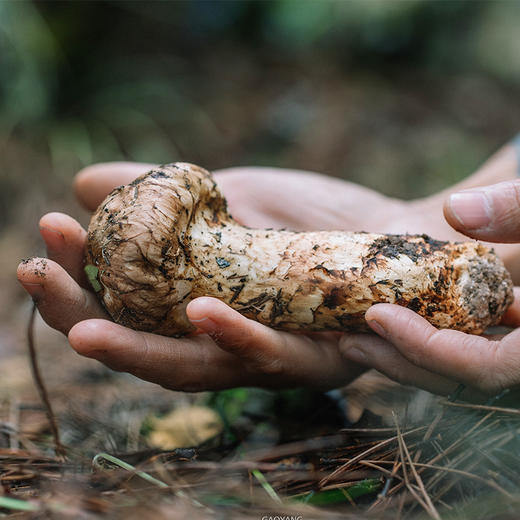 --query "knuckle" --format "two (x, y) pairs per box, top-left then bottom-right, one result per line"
(242, 337), (285, 375)
(253, 331), (286, 375)
(78, 290), (93, 318)
(396, 311), (422, 343)
(472, 340), (506, 393)
(158, 340), (225, 393)
(422, 328), (448, 357)
(217, 324), (286, 376)
(497, 181), (520, 228)
(401, 325), (435, 367)
(255, 356), (284, 376)
(126, 335), (154, 379)
(509, 181), (520, 209)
